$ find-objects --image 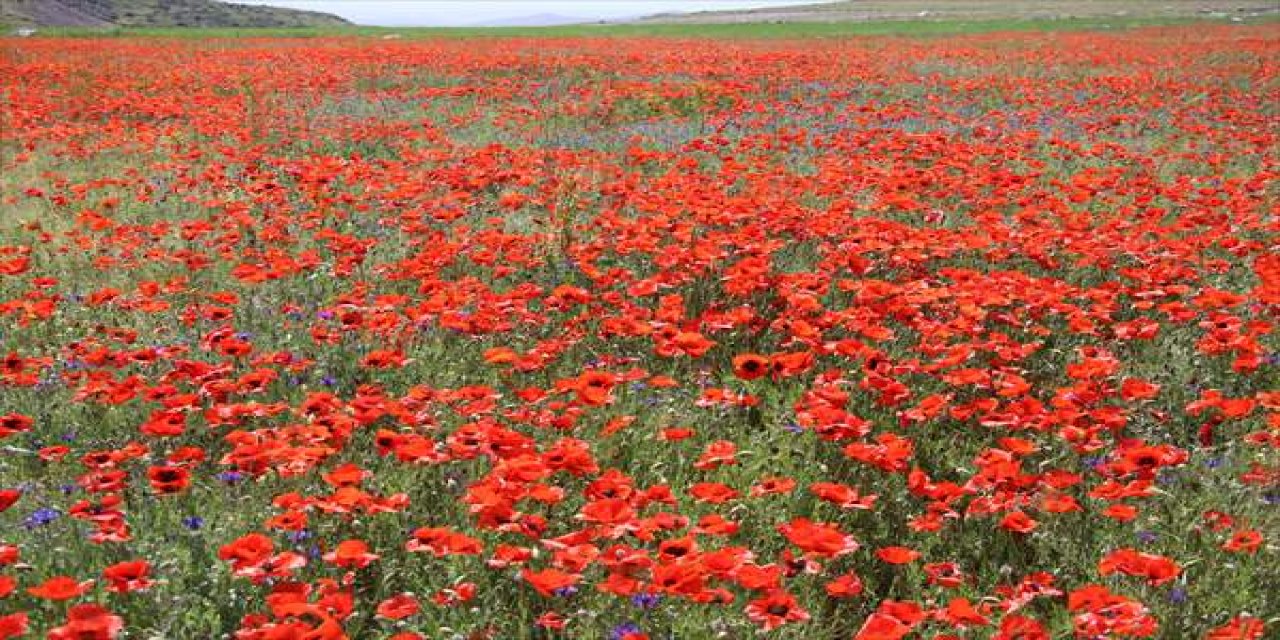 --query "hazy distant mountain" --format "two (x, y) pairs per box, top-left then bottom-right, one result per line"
(2, 0), (350, 28)
(473, 13), (591, 27)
